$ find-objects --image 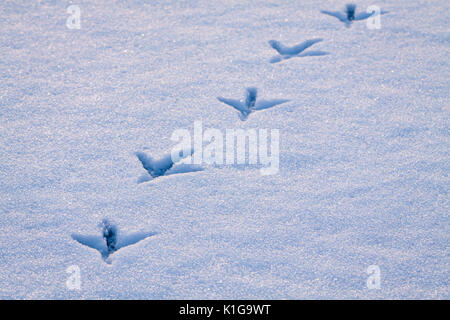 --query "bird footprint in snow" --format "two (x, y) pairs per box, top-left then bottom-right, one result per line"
(321, 3), (388, 28)
(136, 147), (203, 183)
(217, 87), (289, 121)
(268, 39), (329, 63)
(72, 219), (157, 263)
